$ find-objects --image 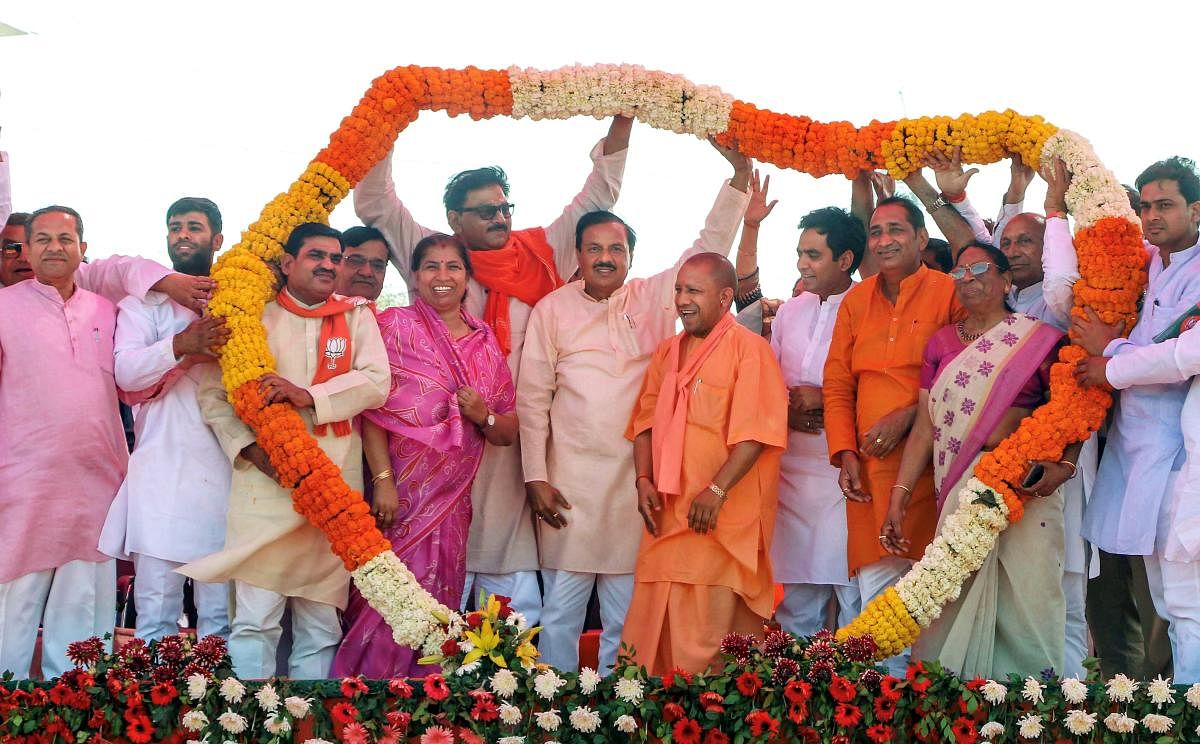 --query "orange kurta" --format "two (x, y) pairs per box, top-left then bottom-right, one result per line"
(823, 265), (964, 576)
(621, 322), (788, 674)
